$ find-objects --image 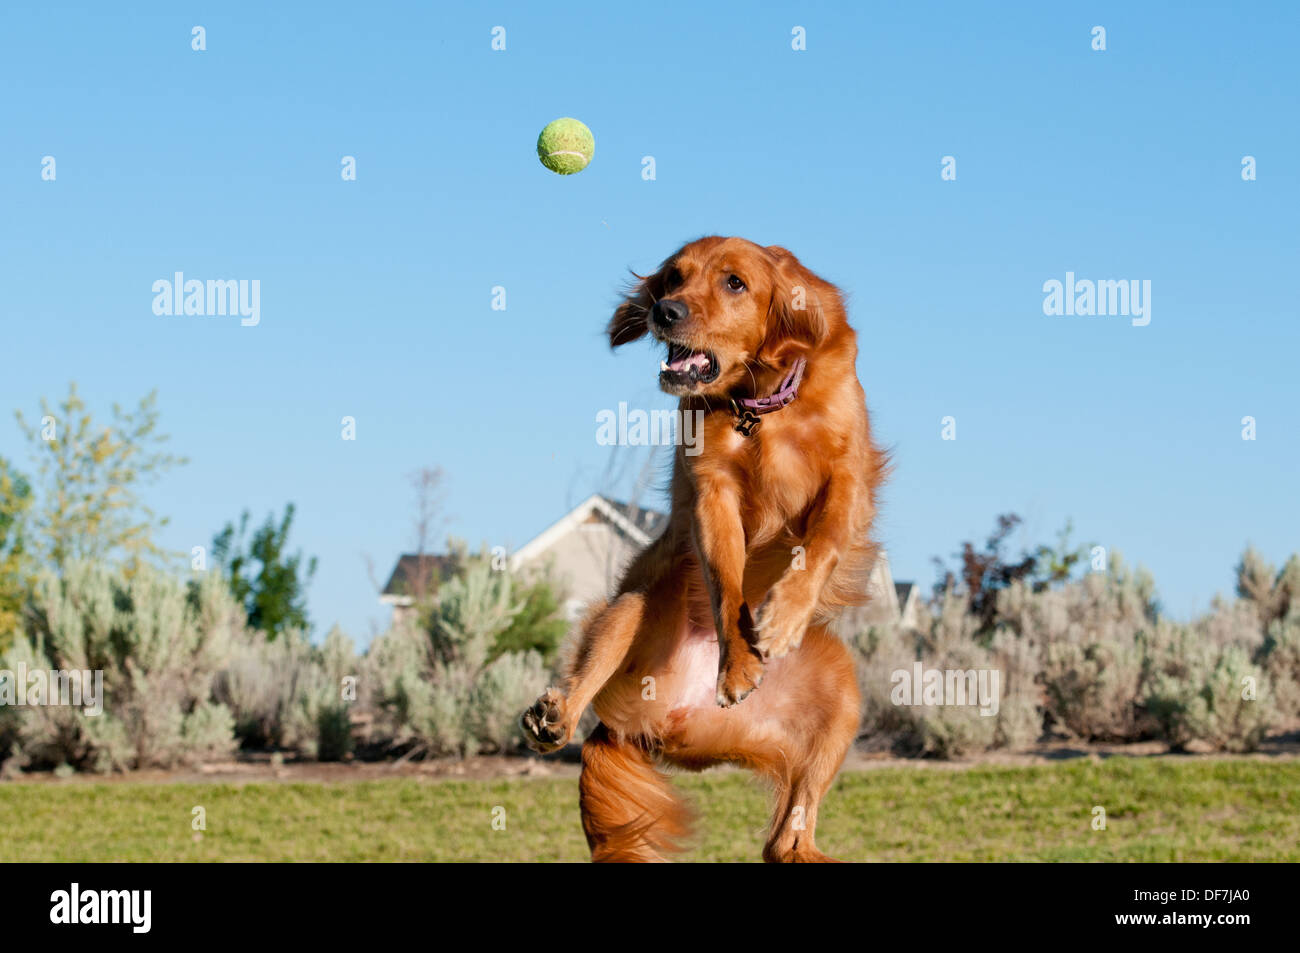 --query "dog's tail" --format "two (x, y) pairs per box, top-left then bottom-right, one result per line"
(579, 723), (693, 862)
